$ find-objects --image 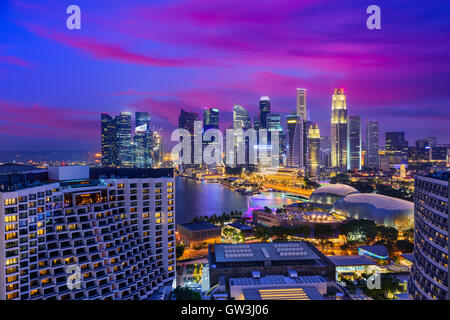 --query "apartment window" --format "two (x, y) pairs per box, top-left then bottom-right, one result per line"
(4, 198), (17, 206)
(5, 215), (18, 223)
